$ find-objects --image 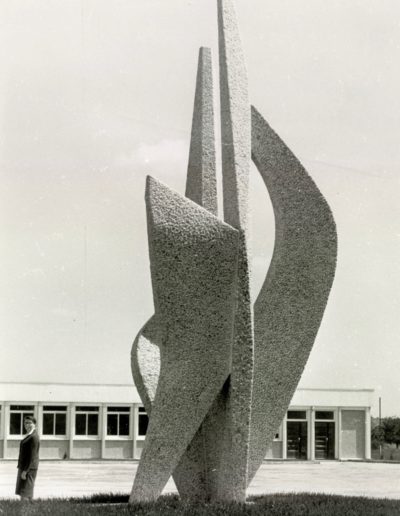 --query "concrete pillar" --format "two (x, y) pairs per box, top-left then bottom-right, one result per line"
(100, 404), (107, 459)
(334, 408), (339, 459)
(37, 404), (43, 437)
(365, 407), (371, 459)
(282, 413), (287, 459)
(1, 403), (6, 459)
(3, 403), (10, 459)
(65, 403), (71, 459)
(310, 407), (315, 461)
(69, 405), (75, 459)
(133, 405), (139, 460)
(131, 405), (136, 459)
(32, 403), (39, 435)
(337, 408), (342, 460)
